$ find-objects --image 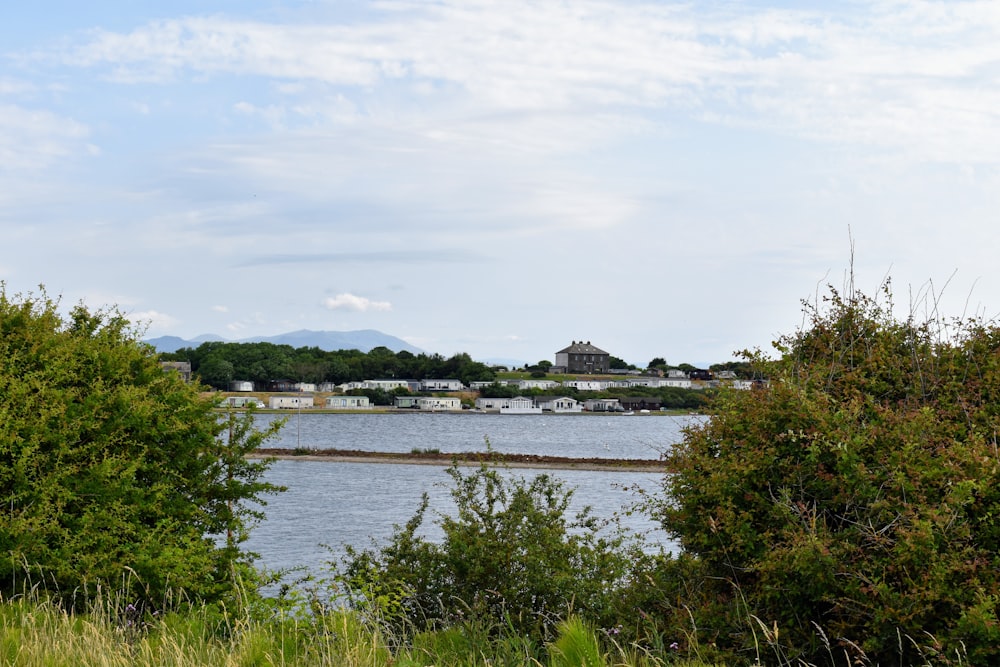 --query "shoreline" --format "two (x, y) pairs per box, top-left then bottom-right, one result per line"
(250, 448), (669, 473)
